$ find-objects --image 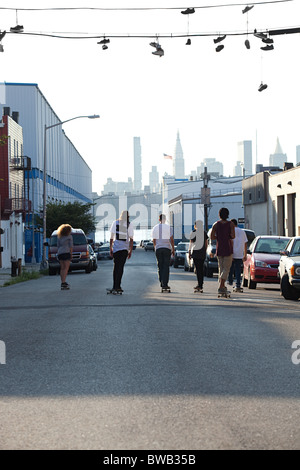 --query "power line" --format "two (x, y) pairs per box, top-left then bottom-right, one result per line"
(0, 1), (294, 11)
